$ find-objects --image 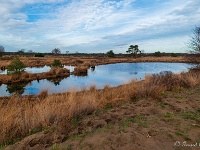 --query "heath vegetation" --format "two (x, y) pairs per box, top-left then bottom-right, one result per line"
(0, 55), (197, 70)
(0, 69), (199, 147)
